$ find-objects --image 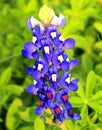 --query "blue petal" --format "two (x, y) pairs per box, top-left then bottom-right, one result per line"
(24, 42), (37, 51)
(27, 17), (33, 30)
(52, 51), (60, 66)
(61, 61), (69, 71)
(22, 50), (33, 59)
(73, 113), (81, 120)
(26, 67), (34, 75)
(52, 82), (58, 90)
(54, 38), (63, 49)
(72, 78), (79, 84)
(64, 110), (71, 119)
(43, 54), (51, 64)
(57, 114), (64, 122)
(64, 38), (75, 49)
(64, 102), (72, 109)
(59, 72), (68, 87)
(26, 84), (37, 94)
(69, 82), (78, 91)
(59, 14), (66, 27)
(37, 78), (44, 88)
(32, 51), (39, 59)
(47, 99), (54, 108)
(34, 106), (44, 115)
(56, 91), (63, 103)
(69, 59), (79, 69)
(32, 70), (41, 80)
